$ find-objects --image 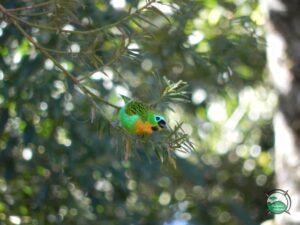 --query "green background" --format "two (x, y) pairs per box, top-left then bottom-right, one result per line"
(0, 0), (273, 224)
